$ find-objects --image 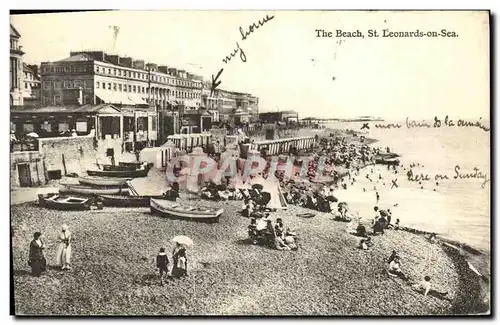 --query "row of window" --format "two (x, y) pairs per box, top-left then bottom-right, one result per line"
(95, 81), (201, 99)
(24, 82), (39, 89)
(95, 65), (201, 88)
(42, 65), (93, 74)
(43, 80), (93, 90)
